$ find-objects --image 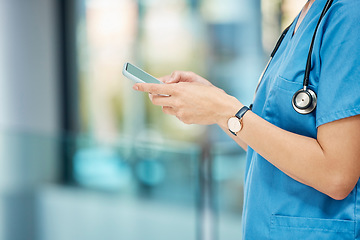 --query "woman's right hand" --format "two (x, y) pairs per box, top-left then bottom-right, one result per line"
(159, 71), (213, 86)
